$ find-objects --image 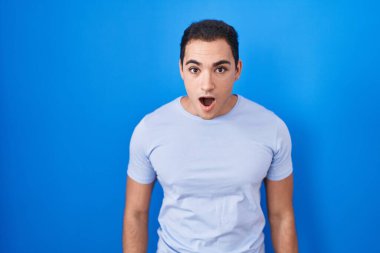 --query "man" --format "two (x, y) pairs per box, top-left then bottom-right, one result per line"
(123, 19), (298, 253)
